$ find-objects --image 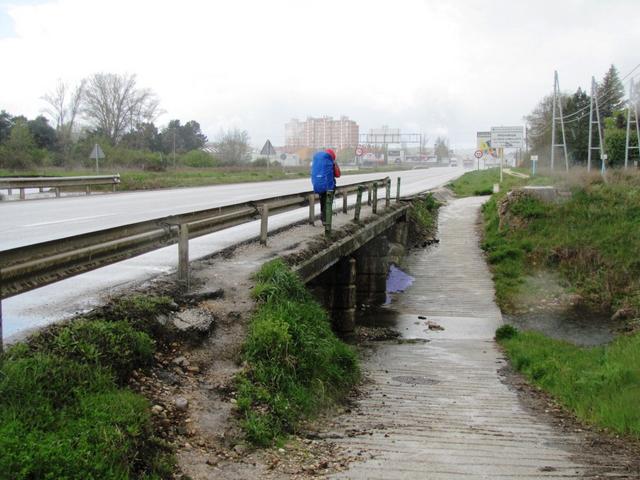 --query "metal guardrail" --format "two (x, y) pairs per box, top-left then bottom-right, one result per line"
(0, 177), (392, 302)
(0, 174), (121, 199)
